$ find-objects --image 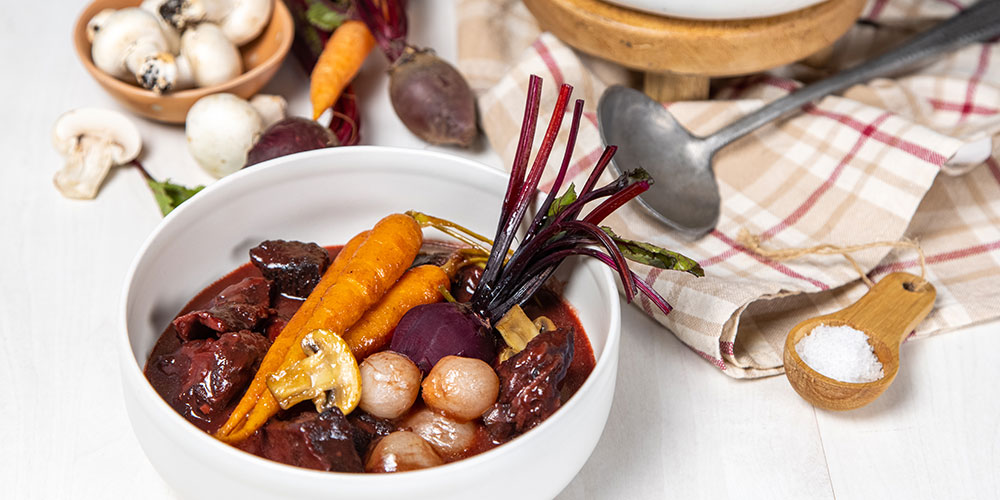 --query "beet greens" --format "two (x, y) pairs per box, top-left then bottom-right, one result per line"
(391, 76), (701, 370)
